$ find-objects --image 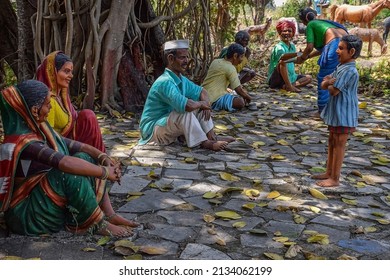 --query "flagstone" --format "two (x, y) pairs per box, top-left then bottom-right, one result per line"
(110, 175), (150, 194)
(154, 178), (193, 192)
(117, 189), (186, 213)
(125, 165), (163, 177)
(196, 225), (237, 245)
(179, 243), (231, 260)
(158, 210), (205, 227)
(164, 169), (204, 180)
(147, 223), (197, 243)
(165, 159), (199, 170)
